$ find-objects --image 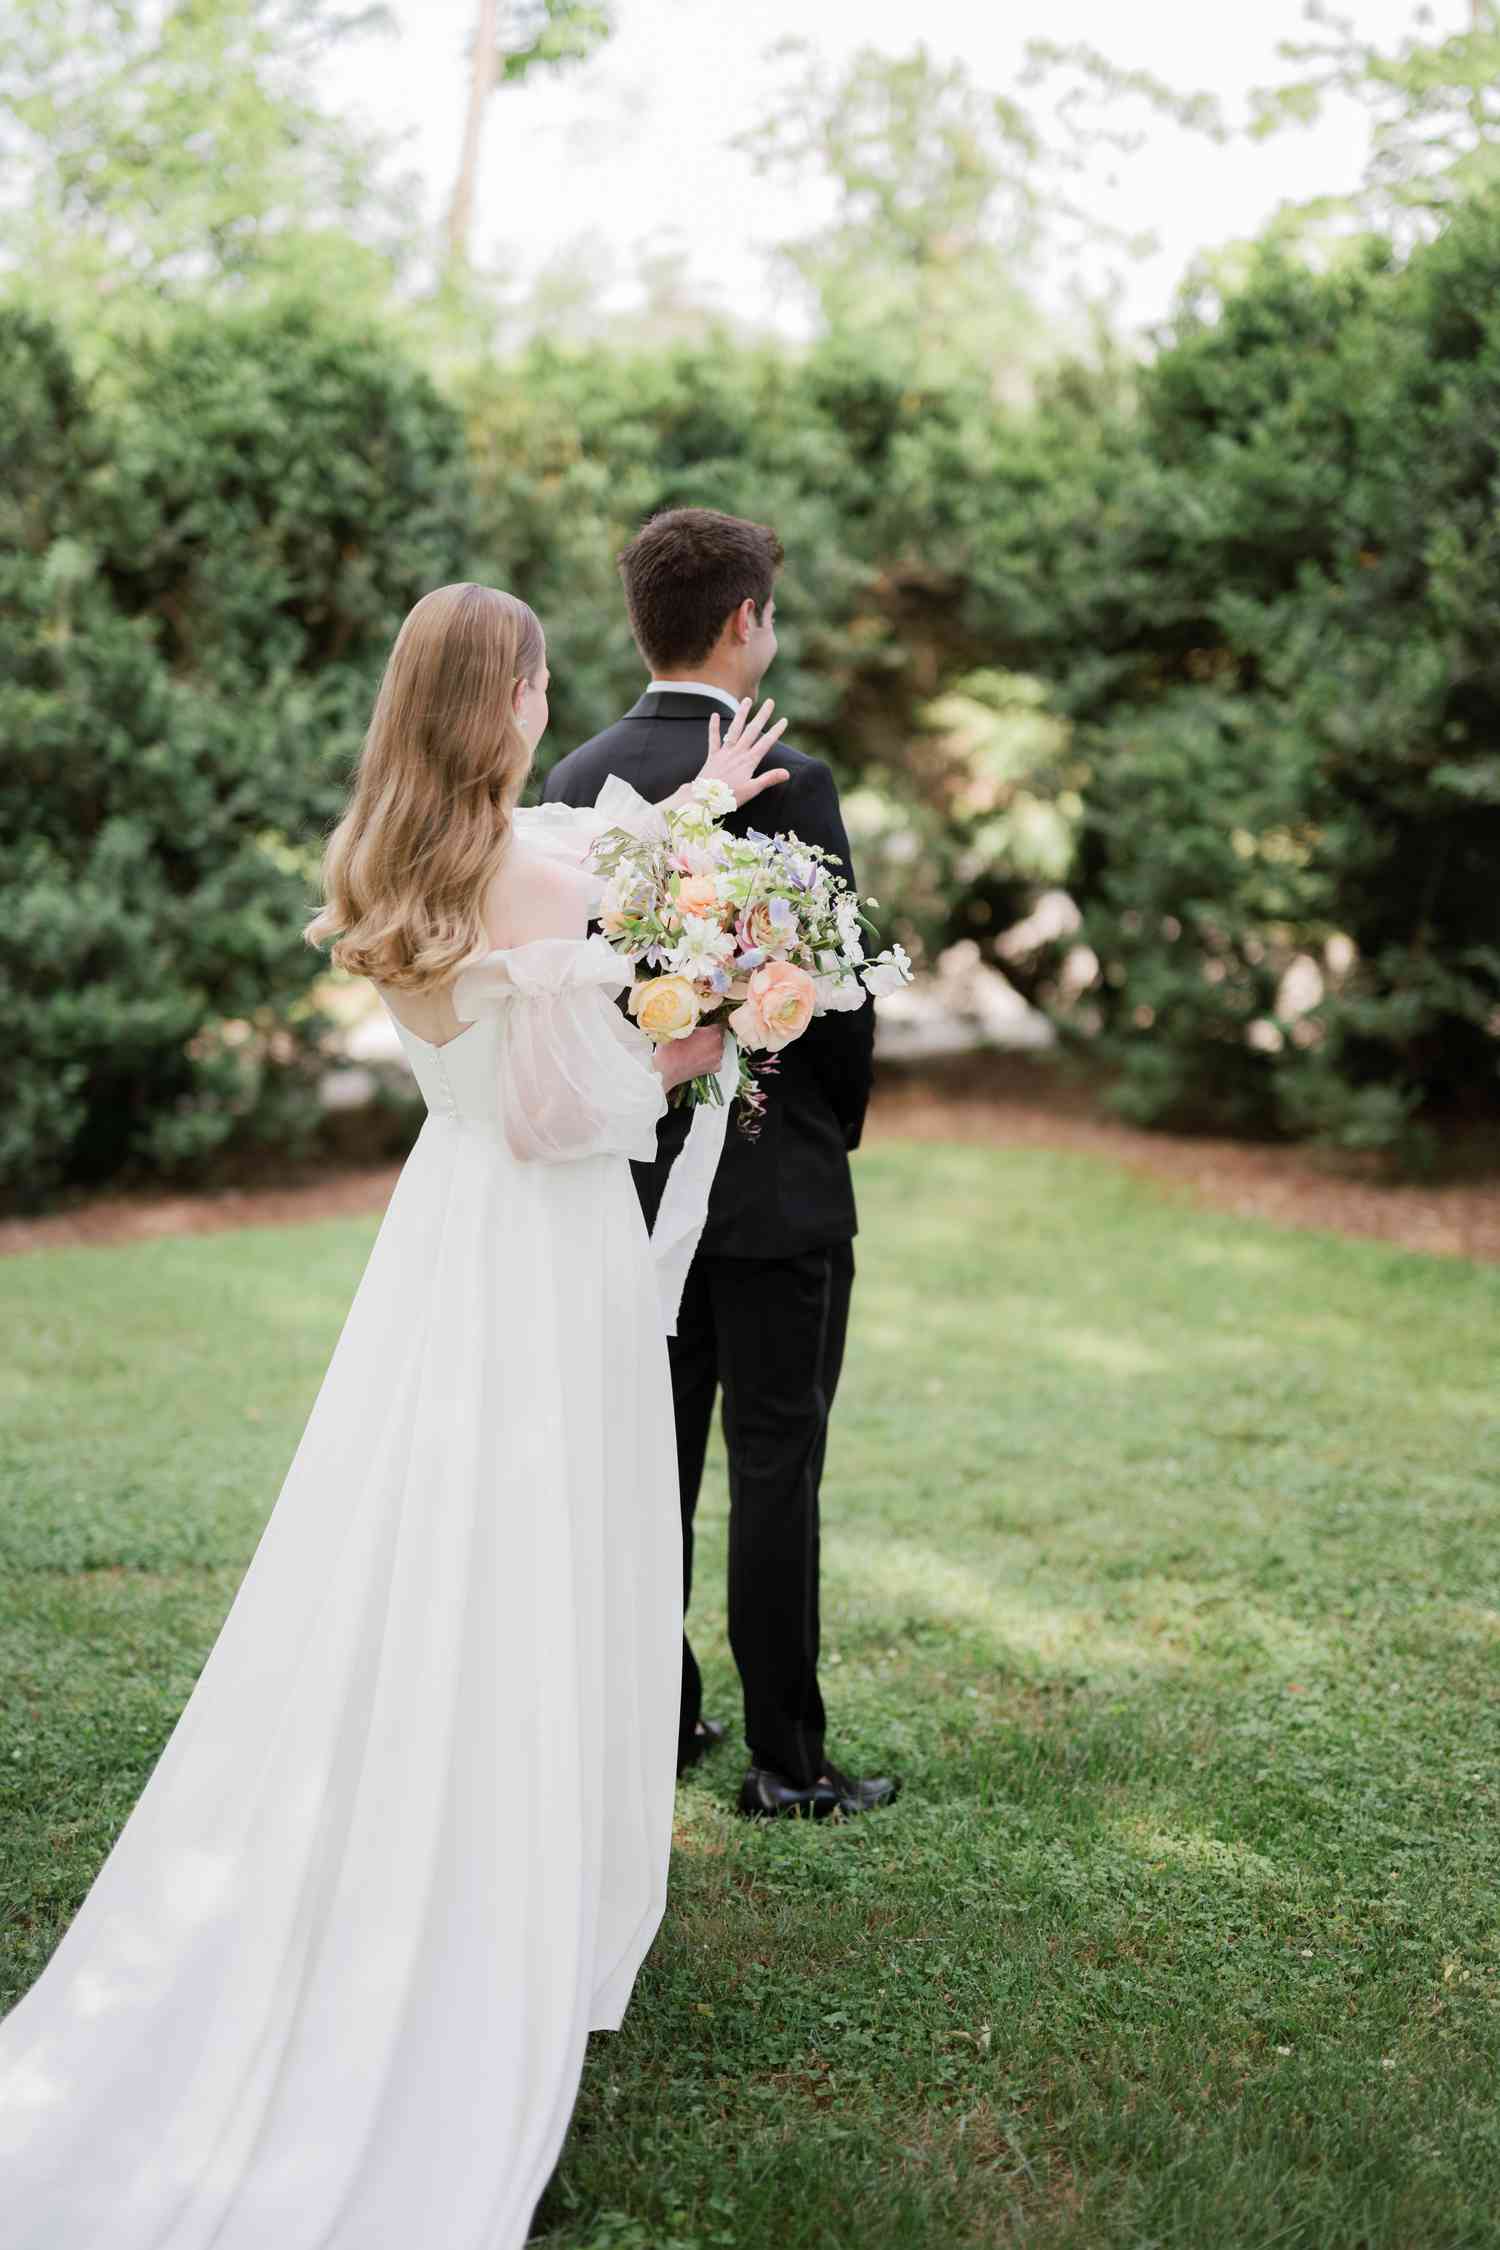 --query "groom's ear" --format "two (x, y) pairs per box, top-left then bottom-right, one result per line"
(729, 597), (758, 646)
